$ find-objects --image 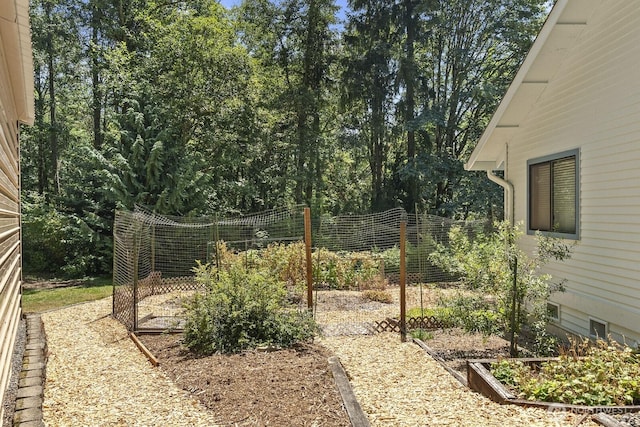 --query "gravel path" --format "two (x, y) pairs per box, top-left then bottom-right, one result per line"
(41, 297), (598, 426)
(319, 334), (596, 427)
(42, 298), (221, 426)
